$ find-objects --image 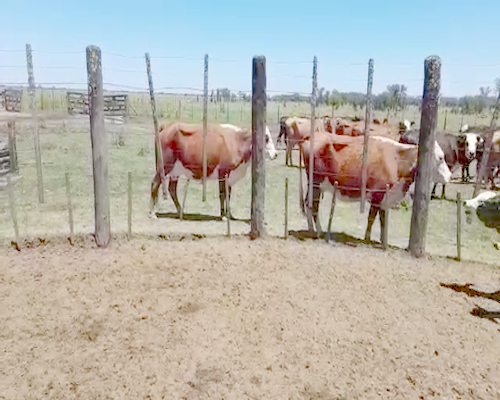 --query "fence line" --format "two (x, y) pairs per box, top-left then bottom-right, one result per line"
(1, 45), (498, 260)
